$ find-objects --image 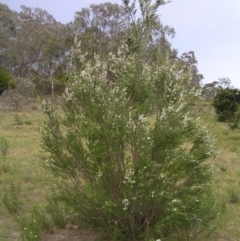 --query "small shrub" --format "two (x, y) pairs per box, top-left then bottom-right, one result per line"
(0, 136), (10, 173)
(2, 183), (21, 214)
(40, 2), (218, 240)
(13, 114), (32, 125)
(24, 120), (32, 125)
(229, 110), (240, 130)
(227, 187), (240, 204)
(2, 77), (35, 110)
(219, 165), (227, 172)
(221, 130), (229, 136)
(41, 42), (218, 240)
(45, 192), (72, 228)
(14, 114), (24, 125)
(2, 183), (47, 241)
(17, 207), (47, 241)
